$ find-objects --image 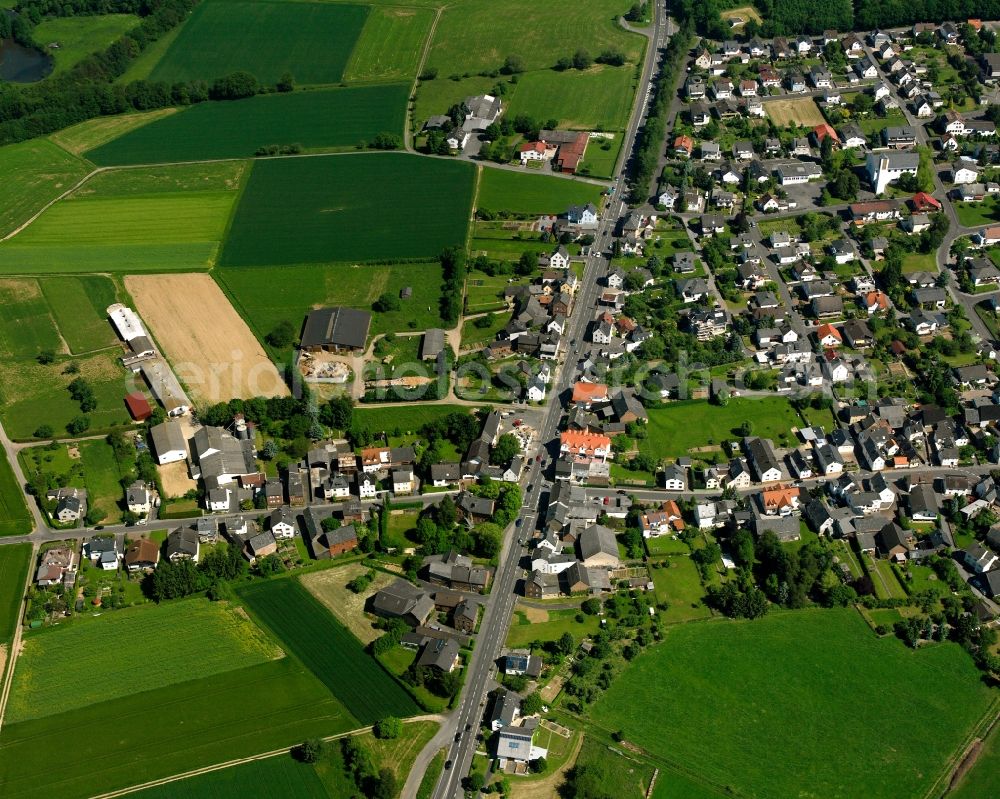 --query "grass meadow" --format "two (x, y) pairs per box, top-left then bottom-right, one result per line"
(640, 397), (802, 460)
(0, 450), (31, 535)
(0, 544), (31, 637)
(505, 64), (636, 131)
(352, 403), (469, 434)
(78, 438), (129, 523)
(426, 0), (643, 75)
(0, 350), (133, 440)
(47, 108), (179, 155)
(39, 275), (119, 353)
(215, 260), (448, 354)
(0, 657), (354, 799)
(950, 718), (1000, 799)
(238, 577), (420, 724)
(220, 153), (474, 265)
(73, 160), (247, 197)
(344, 5), (435, 82)
(148, 0), (368, 85)
(506, 606), (601, 647)
(649, 557), (712, 623)
(593, 610), (997, 799)
(0, 139), (90, 237)
(0, 192), (234, 273)
(86, 85), (408, 165)
(0, 279), (63, 359)
(477, 166), (605, 216)
(33, 14), (139, 75)
(6, 598), (281, 723)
